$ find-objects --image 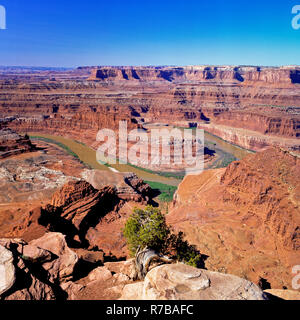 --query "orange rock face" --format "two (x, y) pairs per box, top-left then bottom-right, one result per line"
(0, 129), (37, 159)
(0, 66), (300, 297)
(0, 177), (152, 258)
(0, 131), (154, 259)
(0, 65), (299, 153)
(0, 137), (88, 242)
(45, 181), (119, 240)
(88, 66), (300, 85)
(167, 147), (300, 289)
